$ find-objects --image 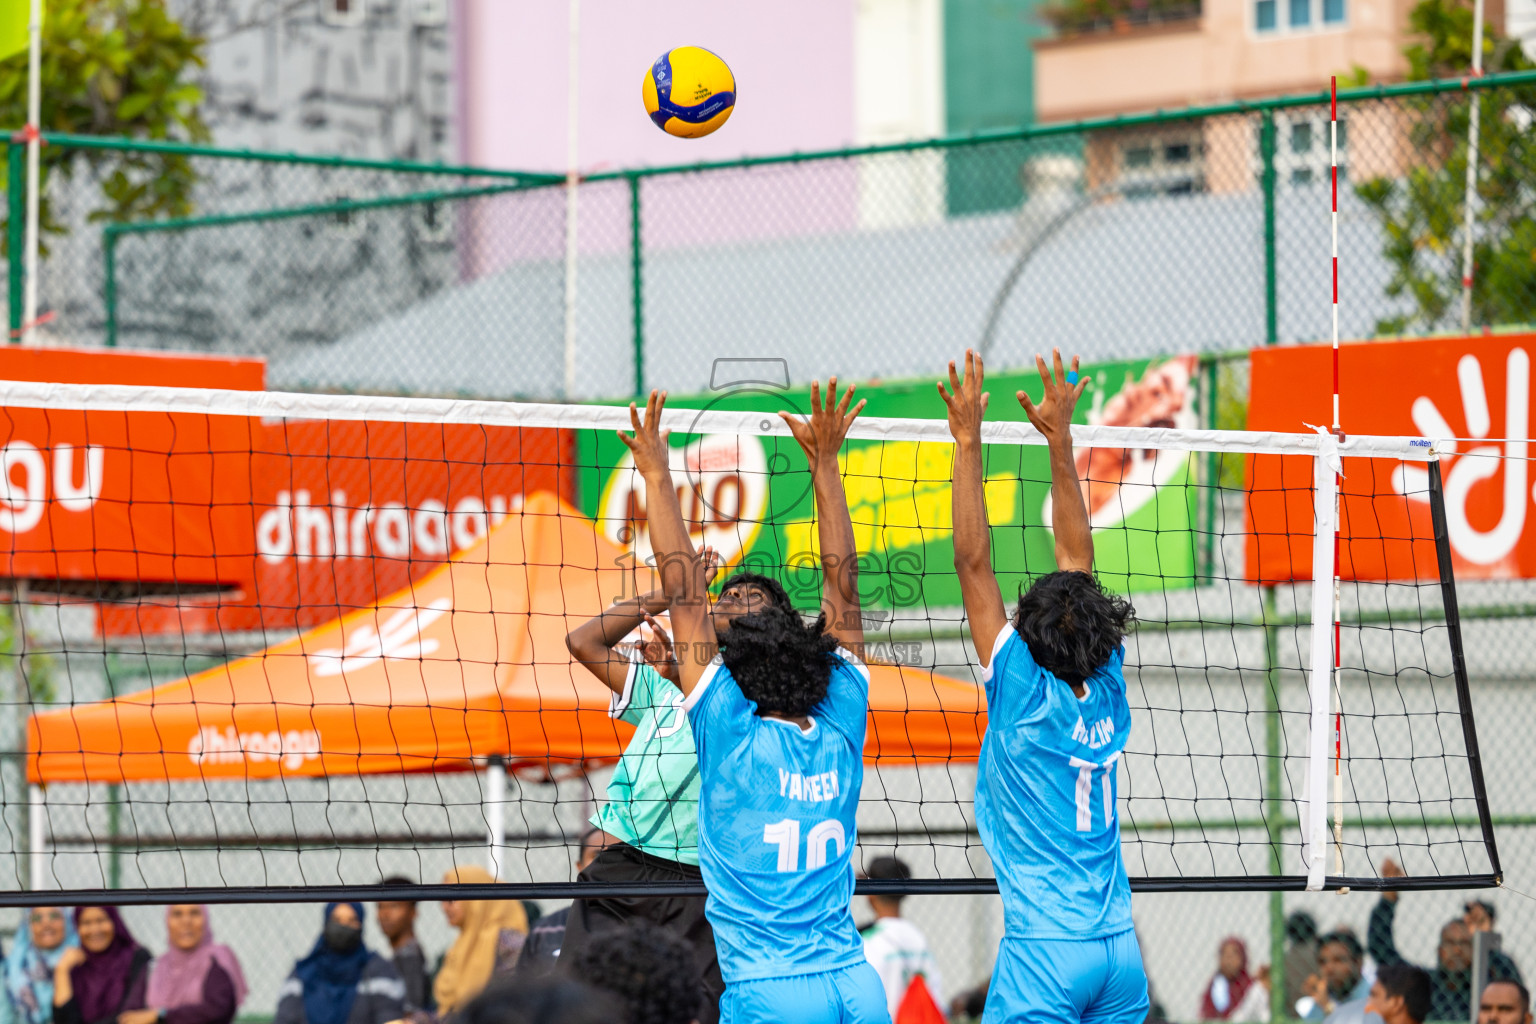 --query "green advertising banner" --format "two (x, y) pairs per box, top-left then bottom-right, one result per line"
(575, 355), (1202, 613)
